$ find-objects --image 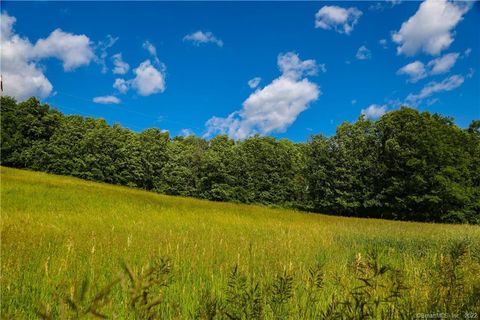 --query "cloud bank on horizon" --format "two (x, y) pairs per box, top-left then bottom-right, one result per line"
(0, 0), (477, 140)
